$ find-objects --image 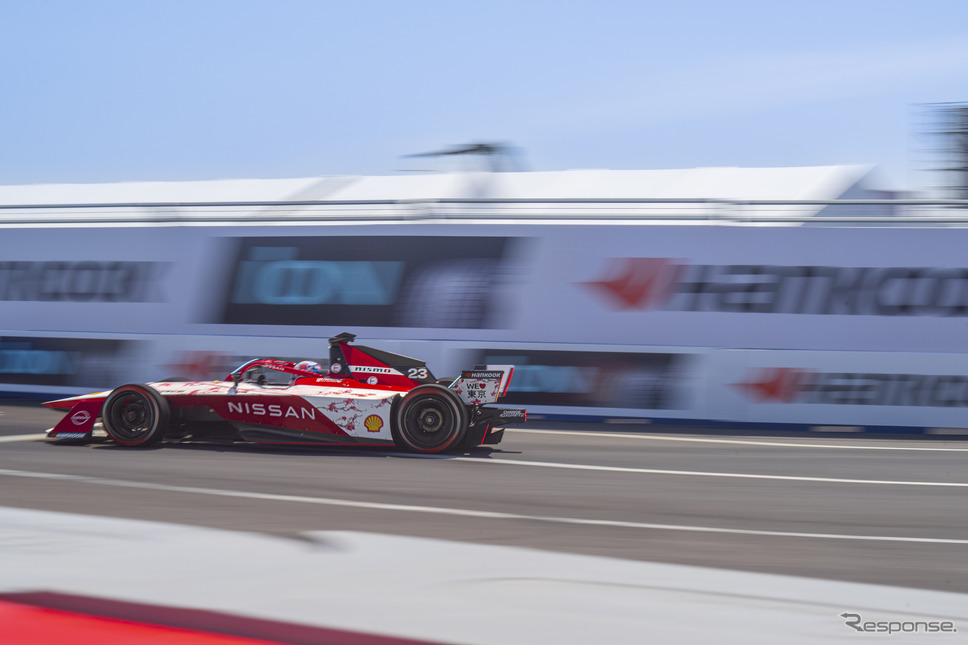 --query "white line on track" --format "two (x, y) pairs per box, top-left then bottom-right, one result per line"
(0, 434), (45, 443)
(0, 467), (966, 545)
(509, 428), (968, 452)
(430, 456), (968, 487)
